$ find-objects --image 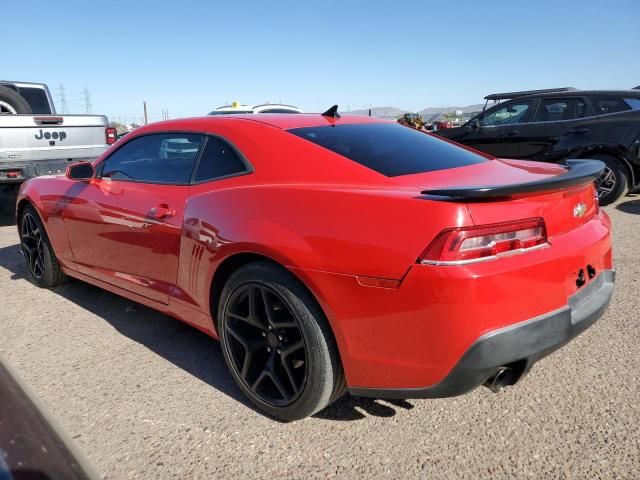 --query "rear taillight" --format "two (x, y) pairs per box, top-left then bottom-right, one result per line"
(105, 127), (117, 145)
(419, 218), (547, 265)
